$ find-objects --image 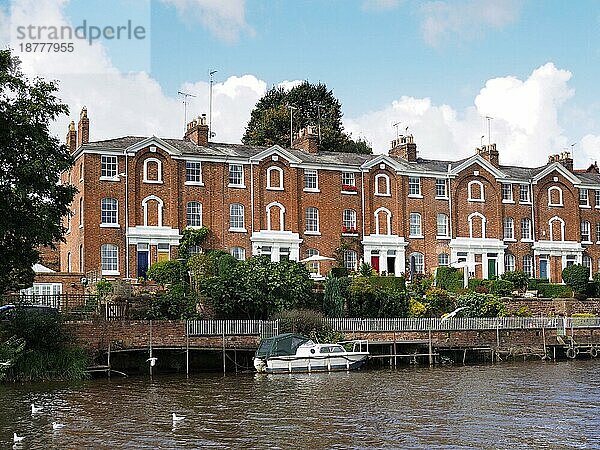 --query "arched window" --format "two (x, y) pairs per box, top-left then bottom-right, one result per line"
(468, 180), (485, 202)
(582, 254), (592, 278)
(409, 212), (422, 237)
(409, 252), (424, 274)
(437, 213), (449, 237)
(503, 217), (514, 240)
(343, 250), (357, 271)
(79, 161), (84, 182)
(141, 195), (163, 227)
(468, 212), (486, 238)
(549, 216), (565, 241)
(305, 207), (319, 234)
(186, 201), (202, 227)
(267, 166), (284, 190)
(374, 174), (391, 196)
(229, 203), (245, 231)
(230, 247), (246, 261)
(581, 220), (591, 242)
(438, 253), (449, 266)
(523, 254), (533, 277)
(266, 201), (285, 231)
(521, 218), (532, 241)
(343, 209), (357, 233)
(101, 244), (118, 274)
(306, 248), (320, 273)
(101, 198), (118, 226)
(504, 253), (515, 272)
(143, 157), (163, 183)
(67, 252), (72, 273)
(374, 207), (392, 235)
(548, 186), (563, 206)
